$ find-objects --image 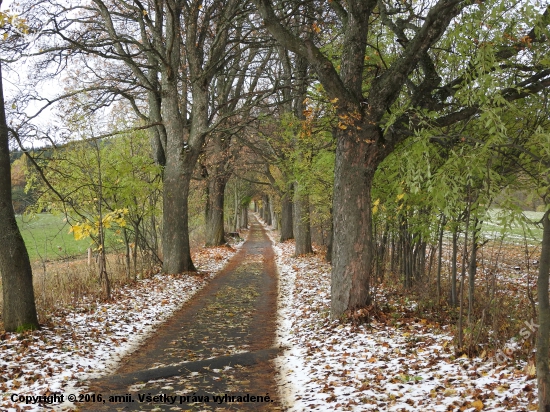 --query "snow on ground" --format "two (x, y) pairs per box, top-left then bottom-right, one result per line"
(265, 227), (538, 411)
(0, 244), (241, 412)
